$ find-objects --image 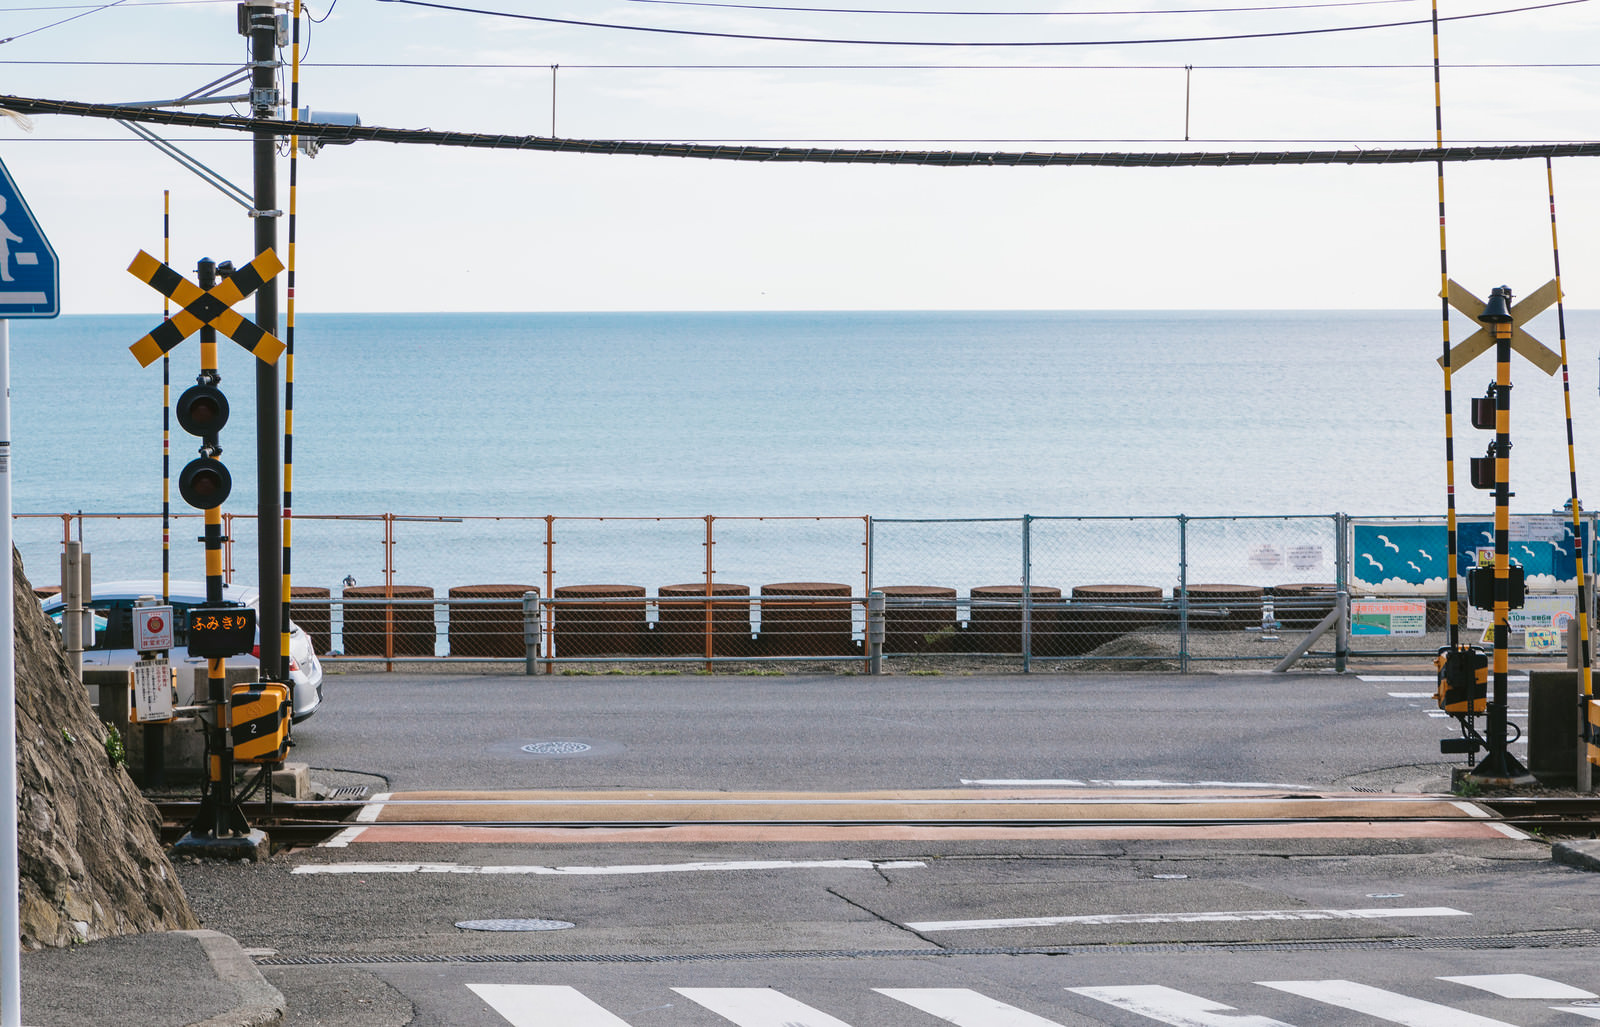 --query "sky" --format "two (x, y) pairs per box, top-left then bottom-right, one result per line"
(1, 0), (1599, 314)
